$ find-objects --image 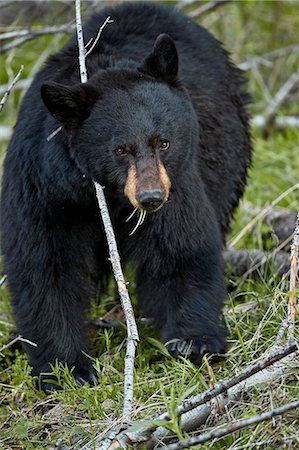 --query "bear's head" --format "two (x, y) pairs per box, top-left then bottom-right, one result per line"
(41, 34), (198, 213)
